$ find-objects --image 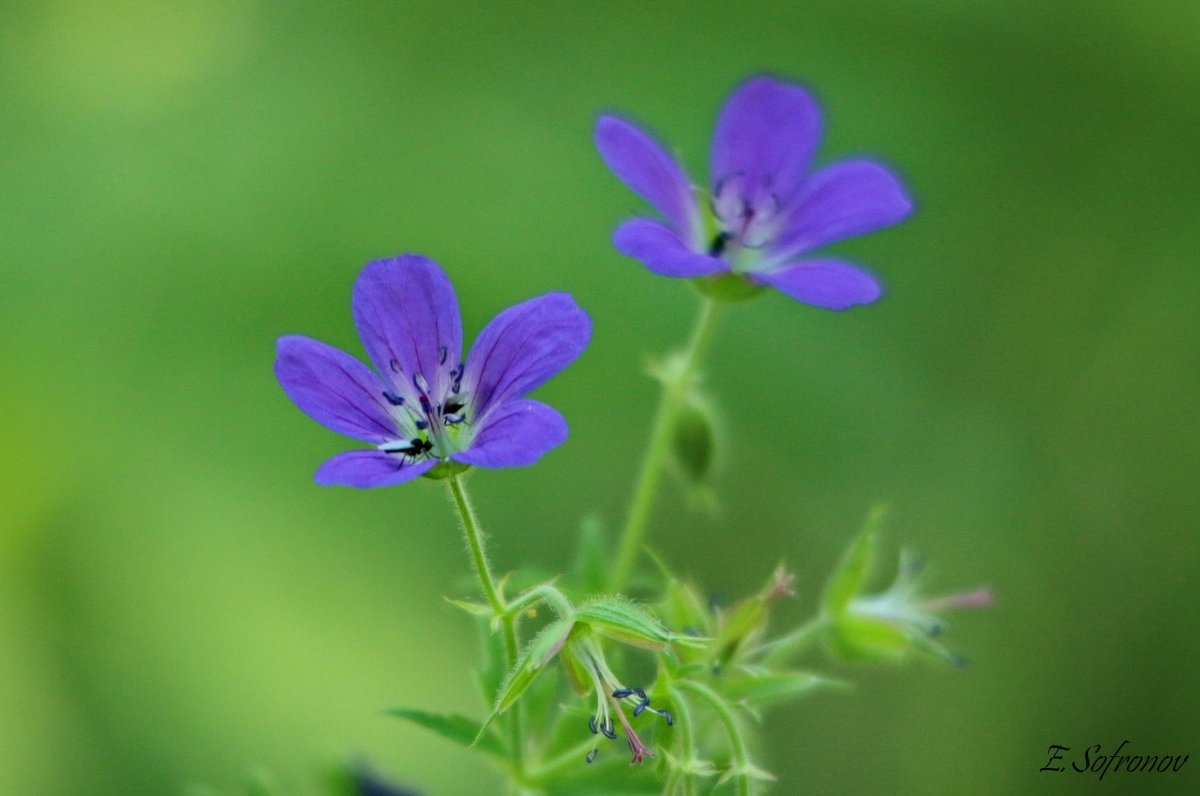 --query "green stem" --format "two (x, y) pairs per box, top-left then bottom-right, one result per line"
(610, 296), (721, 591)
(676, 680), (752, 796)
(446, 473), (525, 781)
